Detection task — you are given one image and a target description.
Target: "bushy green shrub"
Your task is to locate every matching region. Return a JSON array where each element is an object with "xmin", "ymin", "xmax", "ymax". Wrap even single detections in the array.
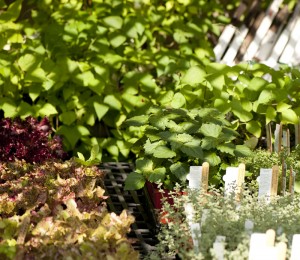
[{"xmin": 0, "ymin": 159, "xmax": 138, "ymax": 259}]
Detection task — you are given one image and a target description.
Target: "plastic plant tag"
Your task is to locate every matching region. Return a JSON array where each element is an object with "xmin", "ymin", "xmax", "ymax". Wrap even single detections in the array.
[
  {"xmin": 257, "ymin": 168, "xmax": 273, "ymax": 200},
  {"xmin": 223, "ymin": 167, "xmax": 239, "ymax": 196},
  {"xmin": 291, "ymin": 234, "xmax": 300, "ymax": 260},
  {"xmin": 187, "ymin": 166, "xmax": 202, "ymax": 189},
  {"xmin": 184, "ymin": 203, "xmax": 195, "ymax": 225},
  {"xmin": 249, "ymin": 233, "xmax": 268, "ymax": 260},
  {"xmin": 201, "ymin": 209, "xmax": 209, "ymax": 225},
  {"xmin": 244, "ymin": 219, "xmax": 254, "ymax": 235},
  {"xmin": 190, "ymin": 223, "xmax": 201, "ymax": 254},
  {"xmin": 212, "ymin": 236, "xmax": 226, "ymax": 260}
]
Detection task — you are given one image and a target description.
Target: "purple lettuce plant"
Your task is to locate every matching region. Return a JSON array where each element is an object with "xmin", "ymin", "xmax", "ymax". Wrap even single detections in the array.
[{"xmin": 0, "ymin": 117, "xmax": 67, "ymax": 163}]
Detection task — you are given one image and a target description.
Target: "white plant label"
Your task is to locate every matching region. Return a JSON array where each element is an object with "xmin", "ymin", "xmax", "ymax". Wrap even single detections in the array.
[
  {"xmin": 223, "ymin": 167, "xmax": 239, "ymax": 196},
  {"xmin": 187, "ymin": 166, "xmax": 202, "ymax": 189},
  {"xmin": 212, "ymin": 236, "xmax": 226, "ymax": 260},
  {"xmin": 190, "ymin": 223, "xmax": 201, "ymax": 254},
  {"xmin": 249, "ymin": 233, "xmax": 267, "ymax": 260},
  {"xmin": 245, "ymin": 219, "xmax": 254, "ymax": 234},
  {"xmin": 291, "ymin": 234, "xmax": 300, "ymax": 260},
  {"xmin": 257, "ymin": 168, "xmax": 273, "ymax": 200}
]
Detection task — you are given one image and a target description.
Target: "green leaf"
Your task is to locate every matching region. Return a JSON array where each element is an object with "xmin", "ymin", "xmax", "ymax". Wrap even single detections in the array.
[
  {"xmin": 93, "ymin": 102, "xmax": 109, "ymax": 120},
  {"xmin": 257, "ymin": 89, "xmax": 276, "ymax": 104},
  {"xmin": 109, "ymin": 33, "xmax": 126, "ymax": 48},
  {"xmin": 153, "ymin": 146, "xmax": 176, "ymax": 158},
  {"xmin": 214, "ymin": 98, "xmax": 230, "ymax": 113},
  {"xmin": 125, "ymin": 115, "xmax": 148, "ymax": 126},
  {"xmin": 103, "ymin": 95, "xmax": 122, "ymax": 110},
  {"xmin": 124, "ymin": 172, "xmax": 146, "ymax": 190},
  {"xmin": 144, "ymin": 139, "xmax": 166, "ymax": 155},
  {"xmin": 204, "ymin": 152, "xmax": 221, "ymax": 166},
  {"xmin": 103, "ymin": 16, "xmax": 123, "ymax": 29},
  {"xmin": 180, "ymin": 140, "xmax": 203, "ymax": 158},
  {"xmin": 280, "ymin": 109, "xmax": 299, "ymax": 124},
  {"xmin": 57, "ymin": 125, "xmax": 90, "ymax": 148},
  {"xmin": 0, "ymin": 0, "xmax": 22, "ymax": 22},
  {"xmin": 217, "ymin": 143, "xmax": 235, "ymax": 156},
  {"xmin": 181, "ymin": 66, "xmax": 206, "ymax": 85},
  {"xmin": 171, "ymin": 92, "xmax": 186, "ymax": 108},
  {"xmin": 38, "ymin": 103, "xmax": 58, "ymax": 116},
  {"xmin": 77, "ymin": 152, "xmax": 86, "ymax": 161},
  {"xmin": 231, "ymin": 99, "xmax": 253, "ymax": 122},
  {"xmin": 140, "ymin": 74, "xmax": 158, "ymax": 92},
  {"xmin": 234, "ymin": 145, "xmax": 252, "ymax": 157},
  {"xmin": 148, "ymin": 167, "xmax": 166, "ymax": 183},
  {"xmin": 136, "ymin": 158, "xmax": 153, "ymax": 174},
  {"xmin": 59, "ymin": 111, "xmax": 77, "ymax": 125},
  {"xmin": 201, "ymin": 137, "xmax": 219, "ymax": 150},
  {"xmin": 200, "ymin": 123, "xmax": 222, "ymax": 138},
  {"xmin": 266, "ymin": 106, "xmax": 276, "ymax": 124},
  {"xmin": 276, "ymin": 102, "xmax": 291, "ymax": 112},
  {"xmin": 1, "ymin": 99, "xmax": 17, "ymax": 118},
  {"xmin": 246, "ymin": 120, "xmax": 261, "ymax": 137},
  {"xmin": 18, "ymin": 54, "xmax": 37, "ymax": 71},
  {"xmin": 170, "ymin": 162, "xmax": 188, "ymax": 181}
]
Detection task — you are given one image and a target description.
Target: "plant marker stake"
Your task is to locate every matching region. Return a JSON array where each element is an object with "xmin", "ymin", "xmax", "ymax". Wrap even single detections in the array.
[
  {"xmin": 258, "ymin": 168, "xmax": 273, "ymax": 203},
  {"xmin": 291, "ymin": 234, "xmax": 300, "ymax": 260},
  {"xmin": 281, "ymin": 161, "xmax": 286, "ymax": 196},
  {"xmin": 271, "ymin": 165, "xmax": 279, "ymax": 199},
  {"xmin": 289, "ymin": 168, "xmax": 295, "ymax": 197},
  {"xmin": 276, "ymin": 242, "xmax": 287, "ymax": 260},
  {"xmin": 201, "ymin": 162, "xmax": 209, "ymax": 193},
  {"xmin": 266, "ymin": 229, "xmax": 275, "ymax": 247},
  {"xmin": 237, "ymin": 163, "xmax": 245, "ymax": 201},
  {"xmin": 266, "ymin": 123, "xmax": 272, "ymax": 153},
  {"xmin": 274, "ymin": 124, "xmax": 282, "ymax": 153},
  {"xmin": 184, "ymin": 203, "xmax": 201, "ymax": 254},
  {"xmin": 187, "ymin": 166, "xmax": 202, "ymax": 190},
  {"xmin": 212, "ymin": 236, "xmax": 225, "ymax": 260},
  {"xmin": 223, "ymin": 164, "xmax": 245, "ymax": 200},
  {"xmin": 244, "ymin": 219, "xmax": 254, "ymax": 235}
]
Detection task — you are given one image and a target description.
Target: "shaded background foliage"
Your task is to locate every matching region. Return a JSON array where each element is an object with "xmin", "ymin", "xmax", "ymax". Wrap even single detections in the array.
[
  {"xmin": 0, "ymin": 0, "xmax": 298, "ymax": 165},
  {"xmin": 0, "ymin": 0, "xmax": 243, "ymax": 161}
]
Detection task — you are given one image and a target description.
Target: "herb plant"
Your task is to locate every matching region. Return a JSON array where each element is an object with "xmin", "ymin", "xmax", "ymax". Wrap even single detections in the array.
[
  {"xmin": 124, "ymin": 106, "xmax": 252, "ymax": 190},
  {"xmin": 149, "ymin": 185, "xmax": 300, "ymax": 259},
  {"xmin": 0, "ymin": 159, "xmax": 138, "ymax": 259},
  {"xmin": 0, "ymin": 117, "xmax": 67, "ymax": 163}
]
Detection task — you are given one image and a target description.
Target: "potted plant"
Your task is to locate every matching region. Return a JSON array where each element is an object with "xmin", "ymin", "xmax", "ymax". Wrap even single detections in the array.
[{"xmin": 124, "ymin": 106, "xmax": 252, "ymax": 208}]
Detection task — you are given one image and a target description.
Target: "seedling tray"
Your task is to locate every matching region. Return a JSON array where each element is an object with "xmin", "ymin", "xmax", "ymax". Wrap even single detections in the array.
[{"xmin": 99, "ymin": 162, "xmax": 158, "ymax": 256}]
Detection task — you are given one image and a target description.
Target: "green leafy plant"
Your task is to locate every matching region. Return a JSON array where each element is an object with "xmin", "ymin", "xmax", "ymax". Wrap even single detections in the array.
[
  {"xmin": 124, "ymin": 106, "xmax": 252, "ymax": 190},
  {"xmin": 75, "ymin": 144, "xmax": 101, "ymax": 166},
  {"xmin": 148, "ymin": 185, "xmax": 300, "ymax": 259},
  {"xmin": 0, "ymin": 159, "xmax": 138, "ymax": 259}
]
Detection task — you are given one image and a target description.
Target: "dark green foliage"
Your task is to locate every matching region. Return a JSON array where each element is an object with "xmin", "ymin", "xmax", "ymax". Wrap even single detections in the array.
[{"xmin": 124, "ymin": 106, "xmax": 252, "ymax": 190}]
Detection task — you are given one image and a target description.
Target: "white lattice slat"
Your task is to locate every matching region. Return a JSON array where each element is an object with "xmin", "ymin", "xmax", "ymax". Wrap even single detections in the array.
[
  {"xmin": 213, "ymin": 25, "xmax": 236, "ymax": 61},
  {"xmin": 222, "ymin": 25, "xmax": 249, "ymax": 65},
  {"xmin": 244, "ymin": 0, "xmax": 284, "ymax": 61},
  {"xmin": 266, "ymin": 2, "xmax": 300, "ymax": 67},
  {"xmin": 279, "ymin": 15, "xmax": 300, "ymax": 64}
]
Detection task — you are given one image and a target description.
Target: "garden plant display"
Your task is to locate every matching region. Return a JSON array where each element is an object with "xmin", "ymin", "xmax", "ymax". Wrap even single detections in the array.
[
  {"xmin": 0, "ymin": 117, "xmax": 138, "ymax": 259},
  {"xmin": 148, "ymin": 185, "xmax": 300, "ymax": 259}
]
